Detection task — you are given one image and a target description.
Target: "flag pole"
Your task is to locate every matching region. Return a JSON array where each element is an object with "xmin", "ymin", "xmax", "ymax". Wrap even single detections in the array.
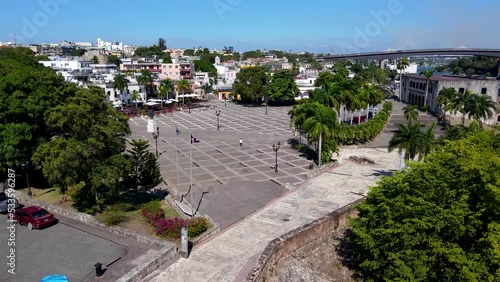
[
  {"xmin": 175, "ymin": 125, "xmax": 179, "ymax": 197},
  {"xmin": 189, "ymin": 130, "xmax": 194, "ymax": 217}
]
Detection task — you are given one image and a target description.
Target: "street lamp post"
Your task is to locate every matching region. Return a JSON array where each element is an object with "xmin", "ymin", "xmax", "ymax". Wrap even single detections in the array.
[
  {"xmin": 215, "ymin": 110, "xmax": 220, "ymax": 130},
  {"xmin": 272, "ymin": 141, "xmax": 280, "ymax": 174},
  {"xmin": 152, "ymin": 126, "xmax": 160, "ymax": 157},
  {"xmin": 21, "ymin": 161, "xmax": 32, "ymax": 197},
  {"xmin": 265, "ymin": 96, "xmax": 268, "ymax": 115}
]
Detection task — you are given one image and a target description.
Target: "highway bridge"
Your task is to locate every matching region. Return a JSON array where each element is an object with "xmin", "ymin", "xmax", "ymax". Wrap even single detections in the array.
[{"xmin": 316, "ymin": 48, "xmax": 500, "ymax": 61}]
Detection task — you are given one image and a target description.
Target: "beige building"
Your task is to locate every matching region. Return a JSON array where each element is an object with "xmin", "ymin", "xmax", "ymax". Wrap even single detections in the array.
[
  {"xmin": 161, "ymin": 62, "xmax": 194, "ymax": 81},
  {"xmin": 401, "ymin": 74, "xmax": 500, "ymax": 124}
]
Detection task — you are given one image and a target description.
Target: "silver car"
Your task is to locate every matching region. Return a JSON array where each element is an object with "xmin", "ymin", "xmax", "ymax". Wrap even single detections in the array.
[{"xmin": 0, "ymin": 191, "xmax": 19, "ymax": 213}]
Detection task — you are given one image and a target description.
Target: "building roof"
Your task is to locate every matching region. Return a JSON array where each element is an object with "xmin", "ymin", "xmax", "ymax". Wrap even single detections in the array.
[{"xmin": 403, "ymin": 74, "xmax": 499, "ymax": 82}]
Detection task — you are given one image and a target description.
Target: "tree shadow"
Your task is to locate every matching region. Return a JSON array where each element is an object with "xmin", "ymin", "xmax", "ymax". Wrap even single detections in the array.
[{"xmin": 335, "ymin": 229, "xmax": 363, "ymax": 280}]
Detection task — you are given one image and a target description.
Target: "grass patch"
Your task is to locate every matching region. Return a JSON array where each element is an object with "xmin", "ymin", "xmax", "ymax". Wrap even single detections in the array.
[
  {"xmin": 96, "ymin": 204, "xmax": 130, "ymax": 226},
  {"xmin": 20, "ymin": 187, "xmax": 67, "ymax": 205}
]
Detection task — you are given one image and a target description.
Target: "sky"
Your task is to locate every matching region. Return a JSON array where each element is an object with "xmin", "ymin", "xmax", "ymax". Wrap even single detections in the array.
[{"xmin": 1, "ymin": 0, "xmax": 498, "ymax": 53}]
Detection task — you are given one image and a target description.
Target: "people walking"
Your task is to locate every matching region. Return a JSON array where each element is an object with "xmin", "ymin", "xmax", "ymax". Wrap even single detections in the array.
[{"xmin": 239, "ymin": 138, "xmax": 243, "ymax": 146}]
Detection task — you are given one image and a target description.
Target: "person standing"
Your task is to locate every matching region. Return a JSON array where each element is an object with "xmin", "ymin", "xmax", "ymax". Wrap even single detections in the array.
[{"xmin": 239, "ymin": 138, "xmax": 243, "ymax": 146}]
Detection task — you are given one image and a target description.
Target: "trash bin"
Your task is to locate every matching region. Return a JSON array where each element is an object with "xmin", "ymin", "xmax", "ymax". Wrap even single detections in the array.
[{"xmin": 95, "ymin": 263, "xmax": 104, "ymax": 277}]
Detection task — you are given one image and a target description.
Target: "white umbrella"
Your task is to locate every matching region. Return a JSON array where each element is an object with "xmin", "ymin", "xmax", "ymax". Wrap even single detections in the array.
[{"xmin": 145, "ymin": 101, "xmax": 160, "ymax": 106}]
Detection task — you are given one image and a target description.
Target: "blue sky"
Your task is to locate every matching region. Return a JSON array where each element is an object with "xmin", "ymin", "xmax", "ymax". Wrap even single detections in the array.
[{"xmin": 1, "ymin": 0, "xmax": 498, "ymax": 53}]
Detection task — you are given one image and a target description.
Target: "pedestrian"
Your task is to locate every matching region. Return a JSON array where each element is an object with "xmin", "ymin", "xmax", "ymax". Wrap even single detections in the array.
[{"xmin": 239, "ymin": 138, "xmax": 243, "ymax": 146}]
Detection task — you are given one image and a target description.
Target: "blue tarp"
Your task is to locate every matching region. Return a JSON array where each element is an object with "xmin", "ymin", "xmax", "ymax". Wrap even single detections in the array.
[{"xmin": 40, "ymin": 274, "xmax": 69, "ymax": 282}]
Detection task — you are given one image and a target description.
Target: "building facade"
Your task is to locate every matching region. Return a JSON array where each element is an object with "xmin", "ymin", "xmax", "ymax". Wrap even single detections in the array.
[
  {"xmin": 161, "ymin": 63, "xmax": 194, "ymax": 80},
  {"xmin": 401, "ymin": 74, "xmax": 500, "ymax": 124}
]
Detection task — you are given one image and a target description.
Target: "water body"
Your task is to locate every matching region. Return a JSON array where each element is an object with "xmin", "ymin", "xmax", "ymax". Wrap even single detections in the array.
[{"xmin": 417, "ymin": 66, "xmax": 452, "ymax": 76}]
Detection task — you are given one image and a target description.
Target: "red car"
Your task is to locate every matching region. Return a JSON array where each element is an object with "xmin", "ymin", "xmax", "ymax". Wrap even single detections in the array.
[{"xmin": 14, "ymin": 206, "xmax": 58, "ymax": 230}]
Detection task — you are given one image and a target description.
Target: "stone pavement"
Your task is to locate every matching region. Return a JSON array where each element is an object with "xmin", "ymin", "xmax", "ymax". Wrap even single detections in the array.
[
  {"xmin": 129, "ymin": 102, "xmax": 313, "ymax": 229},
  {"xmin": 150, "ymin": 148, "xmax": 400, "ymax": 282}
]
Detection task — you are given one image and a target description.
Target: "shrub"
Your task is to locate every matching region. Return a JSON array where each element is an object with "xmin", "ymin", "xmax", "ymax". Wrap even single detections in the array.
[
  {"xmin": 421, "ymin": 105, "xmax": 429, "ymax": 112},
  {"xmin": 140, "ymin": 201, "xmax": 165, "ymax": 225},
  {"xmin": 187, "ymin": 217, "xmax": 209, "ymax": 237},
  {"xmin": 97, "ymin": 206, "xmax": 128, "ymax": 226},
  {"xmin": 154, "ymin": 217, "xmax": 188, "ymax": 239}
]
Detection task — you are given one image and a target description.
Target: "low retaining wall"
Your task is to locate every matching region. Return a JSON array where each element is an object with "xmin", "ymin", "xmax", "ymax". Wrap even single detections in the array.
[
  {"xmin": 14, "ymin": 192, "xmax": 177, "ymax": 282},
  {"xmin": 245, "ymin": 198, "xmax": 363, "ymax": 282}
]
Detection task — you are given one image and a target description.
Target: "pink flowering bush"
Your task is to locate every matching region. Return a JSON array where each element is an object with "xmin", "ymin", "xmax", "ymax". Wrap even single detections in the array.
[{"xmin": 140, "ymin": 200, "xmax": 210, "ymax": 239}]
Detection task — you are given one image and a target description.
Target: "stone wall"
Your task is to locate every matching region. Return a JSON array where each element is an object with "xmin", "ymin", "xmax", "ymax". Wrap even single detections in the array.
[{"xmin": 245, "ymin": 198, "xmax": 363, "ymax": 282}]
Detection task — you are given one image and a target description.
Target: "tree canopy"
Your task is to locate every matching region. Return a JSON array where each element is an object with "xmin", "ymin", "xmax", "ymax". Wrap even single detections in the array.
[
  {"xmin": 232, "ymin": 66, "xmax": 269, "ymax": 103},
  {"xmin": 347, "ymin": 129, "xmax": 500, "ymax": 281},
  {"xmin": 194, "ymin": 59, "xmax": 218, "ymax": 83},
  {"xmin": 266, "ymin": 70, "xmax": 299, "ymax": 105}
]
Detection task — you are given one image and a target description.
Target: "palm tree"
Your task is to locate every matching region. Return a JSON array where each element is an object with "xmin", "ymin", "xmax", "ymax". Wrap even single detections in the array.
[
  {"xmin": 202, "ymin": 83, "xmax": 212, "ymax": 98},
  {"xmin": 158, "ymin": 78, "xmax": 175, "ymax": 105},
  {"xmin": 419, "ymin": 69, "xmax": 434, "ymax": 106},
  {"xmin": 360, "ymin": 84, "xmax": 383, "ymax": 120},
  {"xmin": 137, "ymin": 70, "xmax": 153, "ymax": 99},
  {"xmin": 342, "ymin": 90, "xmax": 363, "ymax": 125},
  {"xmin": 112, "ymin": 73, "xmax": 129, "ymax": 104},
  {"xmin": 130, "ymin": 90, "xmax": 139, "ymax": 109},
  {"xmin": 403, "ymin": 105, "xmax": 419, "ymax": 122},
  {"xmin": 176, "ymin": 79, "xmax": 191, "ymax": 104},
  {"xmin": 436, "ymin": 87, "xmax": 457, "ymax": 124},
  {"xmin": 302, "ymin": 103, "xmax": 337, "ymax": 166},
  {"xmin": 466, "ymin": 94, "xmax": 496, "ymax": 127},
  {"xmin": 450, "ymin": 89, "xmax": 474, "ymax": 125},
  {"xmin": 397, "ymin": 57, "xmax": 410, "ymax": 98},
  {"xmin": 388, "ymin": 121, "xmax": 427, "ymax": 160},
  {"xmin": 420, "ymin": 122, "xmax": 436, "ymax": 160}
]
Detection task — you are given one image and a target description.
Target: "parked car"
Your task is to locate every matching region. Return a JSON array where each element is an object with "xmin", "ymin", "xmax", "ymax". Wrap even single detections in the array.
[
  {"xmin": 0, "ymin": 191, "xmax": 19, "ymax": 213},
  {"xmin": 14, "ymin": 206, "xmax": 58, "ymax": 230}
]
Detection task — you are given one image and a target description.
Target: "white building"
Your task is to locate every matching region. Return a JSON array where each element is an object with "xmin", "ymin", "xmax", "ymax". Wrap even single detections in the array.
[
  {"xmin": 388, "ymin": 63, "xmax": 418, "ymax": 74},
  {"xmin": 97, "ymin": 38, "xmax": 123, "ymax": 52},
  {"xmin": 40, "ymin": 60, "xmax": 91, "ymax": 72}
]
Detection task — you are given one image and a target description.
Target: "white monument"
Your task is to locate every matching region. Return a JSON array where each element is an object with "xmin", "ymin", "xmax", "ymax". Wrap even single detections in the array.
[{"xmin": 147, "ymin": 108, "xmax": 157, "ymax": 133}]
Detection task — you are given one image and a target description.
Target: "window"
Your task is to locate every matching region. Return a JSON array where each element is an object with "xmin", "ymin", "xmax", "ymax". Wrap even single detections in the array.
[
  {"xmin": 481, "ymin": 88, "xmax": 487, "ymax": 94},
  {"xmin": 107, "ymin": 91, "xmax": 110, "ymax": 96},
  {"xmin": 169, "ymin": 65, "xmax": 172, "ymax": 68},
  {"xmin": 459, "ymin": 88, "xmax": 465, "ymax": 94}
]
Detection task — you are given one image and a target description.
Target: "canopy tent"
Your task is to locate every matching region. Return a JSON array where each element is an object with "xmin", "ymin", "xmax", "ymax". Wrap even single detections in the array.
[{"xmin": 145, "ymin": 101, "xmax": 161, "ymax": 106}]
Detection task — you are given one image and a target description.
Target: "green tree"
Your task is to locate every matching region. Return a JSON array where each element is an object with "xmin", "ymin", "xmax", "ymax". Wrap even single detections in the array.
[
  {"xmin": 130, "ymin": 90, "xmax": 139, "ymax": 109},
  {"xmin": 397, "ymin": 57, "xmax": 410, "ymax": 96},
  {"xmin": 266, "ymin": 70, "xmax": 299, "ymax": 105},
  {"xmin": 158, "ymin": 37, "xmax": 167, "ymax": 50},
  {"xmin": 232, "ymin": 66, "xmax": 269, "ymax": 104},
  {"xmin": 176, "ymin": 79, "xmax": 191, "ymax": 104},
  {"xmin": 107, "ymin": 55, "xmax": 122, "ymax": 66},
  {"xmin": 347, "ymin": 129, "xmax": 500, "ymax": 281},
  {"xmin": 403, "ymin": 105, "xmax": 419, "ymax": 122},
  {"xmin": 194, "ymin": 59, "xmax": 218, "ymax": 84},
  {"xmin": 314, "ymin": 71, "xmax": 335, "ymax": 88},
  {"xmin": 161, "ymin": 52, "xmax": 172, "ymax": 63},
  {"xmin": 0, "ymin": 47, "xmax": 76, "ymax": 173},
  {"xmin": 302, "ymin": 103, "xmax": 338, "ymax": 165},
  {"xmin": 91, "ymin": 55, "xmax": 99, "ymax": 64},
  {"xmin": 388, "ymin": 121, "xmax": 433, "ymax": 160},
  {"xmin": 451, "ymin": 89, "xmax": 474, "ymax": 125},
  {"xmin": 419, "ymin": 69, "xmax": 434, "ymax": 106},
  {"xmin": 466, "ymin": 94, "xmax": 496, "ymax": 127},
  {"xmin": 183, "ymin": 49, "xmax": 195, "ymax": 56},
  {"xmin": 112, "ymin": 73, "xmax": 129, "ymax": 102},
  {"xmin": 32, "ymin": 86, "xmax": 131, "ymax": 211},
  {"xmin": 436, "ymin": 87, "xmax": 457, "ymax": 124},
  {"xmin": 71, "ymin": 48, "xmax": 86, "ymax": 57},
  {"xmin": 360, "ymin": 83, "xmax": 383, "ymax": 120},
  {"xmin": 125, "ymin": 139, "xmax": 162, "ymax": 195},
  {"xmin": 137, "ymin": 70, "xmax": 153, "ymax": 97},
  {"xmin": 158, "ymin": 78, "xmax": 175, "ymax": 101},
  {"xmin": 134, "ymin": 45, "xmax": 163, "ymax": 58}
]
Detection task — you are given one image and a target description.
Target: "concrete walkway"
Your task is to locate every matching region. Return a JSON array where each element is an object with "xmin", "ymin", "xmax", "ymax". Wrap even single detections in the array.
[{"xmin": 151, "ymin": 148, "xmax": 400, "ymax": 282}]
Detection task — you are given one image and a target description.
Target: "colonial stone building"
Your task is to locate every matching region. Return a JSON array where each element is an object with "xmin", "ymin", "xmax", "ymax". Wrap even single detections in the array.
[{"xmin": 401, "ymin": 74, "xmax": 500, "ymax": 124}]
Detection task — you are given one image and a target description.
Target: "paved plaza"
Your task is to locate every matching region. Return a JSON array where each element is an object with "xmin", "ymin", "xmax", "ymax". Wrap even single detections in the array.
[
  {"xmin": 149, "ymin": 148, "xmax": 401, "ymax": 282},
  {"xmin": 129, "ymin": 101, "xmax": 313, "ymax": 229}
]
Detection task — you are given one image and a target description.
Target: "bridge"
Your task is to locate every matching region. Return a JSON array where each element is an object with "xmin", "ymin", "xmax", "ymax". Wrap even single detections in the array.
[{"xmin": 316, "ymin": 48, "xmax": 500, "ymax": 61}]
